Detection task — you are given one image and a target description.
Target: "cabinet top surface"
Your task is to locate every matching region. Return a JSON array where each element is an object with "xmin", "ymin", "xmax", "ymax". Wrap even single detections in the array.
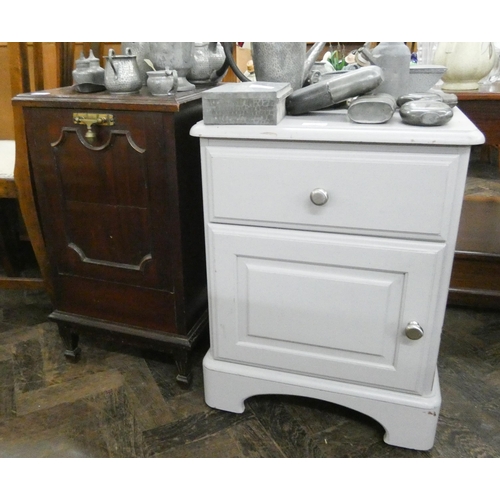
[
  {"xmin": 191, "ymin": 107, "xmax": 484, "ymax": 146},
  {"xmin": 12, "ymin": 85, "xmax": 206, "ymax": 112}
]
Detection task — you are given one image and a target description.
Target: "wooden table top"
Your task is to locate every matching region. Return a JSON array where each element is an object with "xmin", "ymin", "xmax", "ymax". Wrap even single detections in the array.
[
  {"xmin": 446, "ymin": 82, "xmax": 500, "ymax": 146},
  {"xmin": 452, "ymin": 82, "xmax": 500, "ymax": 101}
]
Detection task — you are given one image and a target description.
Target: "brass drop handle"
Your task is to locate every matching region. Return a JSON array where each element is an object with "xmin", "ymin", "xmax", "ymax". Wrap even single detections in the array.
[
  {"xmin": 310, "ymin": 188, "xmax": 329, "ymax": 206},
  {"xmin": 405, "ymin": 321, "xmax": 424, "ymax": 340},
  {"xmin": 73, "ymin": 113, "xmax": 114, "ymax": 143}
]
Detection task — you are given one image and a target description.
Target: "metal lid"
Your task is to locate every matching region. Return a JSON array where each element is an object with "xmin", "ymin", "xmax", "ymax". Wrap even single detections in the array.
[{"xmin": 202, "ymin": 82, "xmax": 293, "ymax": 99}]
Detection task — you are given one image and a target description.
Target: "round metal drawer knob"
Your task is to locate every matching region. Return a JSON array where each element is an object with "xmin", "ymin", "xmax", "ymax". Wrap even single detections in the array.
[
  {"xmin": 405, "ymin": 321, "xmax": 424, "ymax": 340},
  {"xmin": 310, "ymin": 188, "xmax": 329, "ymax": 206}
]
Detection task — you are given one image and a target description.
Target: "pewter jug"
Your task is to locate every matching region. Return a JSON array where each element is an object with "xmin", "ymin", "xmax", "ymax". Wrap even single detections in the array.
[
  {"xmin": 104, "ymin": 48, "xmax": 142, "ymax": 94},
  {"xmin": 252, "ymin": 43, "xmax": 306, "ymax": 91},
  {"xmin": 222, "ymin": 42, "xmax": 326, "ymax": 91},
  {"xmin": 358, "ymin": 42, "xmax": 411, "ymax": 98}
]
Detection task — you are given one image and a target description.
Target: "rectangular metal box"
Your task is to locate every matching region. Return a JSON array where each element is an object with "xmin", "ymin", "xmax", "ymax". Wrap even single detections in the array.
[{"xmin": 202, "ymin": 82, "xmax": 293, "ymax": 125}]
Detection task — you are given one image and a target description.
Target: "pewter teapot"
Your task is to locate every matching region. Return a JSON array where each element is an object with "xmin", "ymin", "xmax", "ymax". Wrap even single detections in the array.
[
  {"xmin": 188, "ymin": 42, "xmax": 227, "ymax": 84},
  {"xmin": 222, "ymin": 42, "xmax": 326, "ymax": 91}
]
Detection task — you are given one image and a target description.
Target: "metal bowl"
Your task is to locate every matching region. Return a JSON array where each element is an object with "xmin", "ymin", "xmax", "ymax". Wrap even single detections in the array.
[{"xmin": 408, "ymin": 65, "xmax": 447, "ymax": 93}]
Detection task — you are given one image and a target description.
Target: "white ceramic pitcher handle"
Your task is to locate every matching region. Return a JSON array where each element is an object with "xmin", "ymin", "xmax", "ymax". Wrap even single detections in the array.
[{"xmin": 484, "ymin": 42, "xmax": 494, "ymax": 58}]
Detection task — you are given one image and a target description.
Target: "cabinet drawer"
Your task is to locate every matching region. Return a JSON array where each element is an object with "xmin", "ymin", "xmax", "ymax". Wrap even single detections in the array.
[{"xmin": 204, "ymin": 145, "xmax": 461, "ymax": 240}]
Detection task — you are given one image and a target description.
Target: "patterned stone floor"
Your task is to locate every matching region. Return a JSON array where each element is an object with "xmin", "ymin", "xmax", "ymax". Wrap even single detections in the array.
[
  {"xmin": 465, "ymin": 146, "xmax": 500, "ymax": 198},
  {"xmin": 0, "ymin": 145, "xmax": 499, "ymax": 458},
  {"xmin": 0, "ymin": 280, "xmax": 499, "ymax": 458}
]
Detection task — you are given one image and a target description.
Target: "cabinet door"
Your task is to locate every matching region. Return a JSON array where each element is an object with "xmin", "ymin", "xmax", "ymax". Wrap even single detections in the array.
[
  {"xmin": 24, "ymin": 108, "xmax": 177, "ymax": 332},
  {"xmin": 207, "ymin": 224, "xmax": 446, "ymax": 395}
]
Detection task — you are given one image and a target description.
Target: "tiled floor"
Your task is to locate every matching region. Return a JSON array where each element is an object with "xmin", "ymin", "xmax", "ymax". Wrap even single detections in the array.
[
  {"xmin": 0, "ymin": 146, "xmax": 499, "ymax": 458},
  {"xmin": 0, "ymin": 286, "xmax": 499, "ymax": 458},
  {"xmin": 465, "ymin": 146, "xmax": 500, "ymax": 197}
]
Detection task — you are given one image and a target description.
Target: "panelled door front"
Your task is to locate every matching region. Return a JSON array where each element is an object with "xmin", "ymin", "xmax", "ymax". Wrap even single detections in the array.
[
  {"xmin": 208, "ymin": 224, "xmax": 445, "ymax": 395},
  {"xmin": 24, "ymin": 107, "xmax": 177, "ymax": 332}
]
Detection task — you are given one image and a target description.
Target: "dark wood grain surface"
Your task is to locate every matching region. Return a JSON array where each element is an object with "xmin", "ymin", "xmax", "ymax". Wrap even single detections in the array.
[
  {"xmin": 448, "ymin": 84, "xmax": 500, "ymax": 309},
  {"xmin": 13, "ymin": 87, "xmax": 208, "ymax": 384},
  {"xmin": 455, "ymin": 82, "xmax": 500, "ymax": 145}
]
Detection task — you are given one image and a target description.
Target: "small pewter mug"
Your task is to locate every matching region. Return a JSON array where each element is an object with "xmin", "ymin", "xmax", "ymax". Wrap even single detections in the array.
[
  {"xmin": 104, "ymin": 48, "xmax": 142, "ymax": 94},
  {"xmin": 147, "ymin": 69, "xmax": 178, "ymax": 96}
]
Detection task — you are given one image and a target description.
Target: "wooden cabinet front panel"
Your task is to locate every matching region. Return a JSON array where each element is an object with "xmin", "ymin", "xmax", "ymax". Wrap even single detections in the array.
[{"xmin": 24, "ymin": 107, "xmax": 176, "ymax": 331}]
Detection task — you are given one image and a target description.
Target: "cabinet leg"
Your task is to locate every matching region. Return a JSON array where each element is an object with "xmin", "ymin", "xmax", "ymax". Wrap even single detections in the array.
[
  {"xmin": 174, "ymin": 349, "xmax": 193, "ymax": 389},
  {"xmin": 58, "ymin": 324, "xmax": 81, "ymax": 362}
]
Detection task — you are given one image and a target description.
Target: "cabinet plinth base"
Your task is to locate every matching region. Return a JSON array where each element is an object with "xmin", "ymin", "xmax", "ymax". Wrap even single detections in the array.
[
  {"xmin": 203, "ymin": 350, "xmax": 441, "ymax": 451},
  {"xmin": 51, "ymin": 310, "xmax": 209, "ymax": 389}
]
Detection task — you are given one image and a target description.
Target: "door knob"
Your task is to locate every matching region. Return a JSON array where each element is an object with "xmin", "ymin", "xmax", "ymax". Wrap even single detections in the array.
[
  {"xmin": 310, "ymin": 188, "xmax": 329, "ymax": 206},
  {"xmin": 405, "ymin": 321, "xmax": 424, "ymax": 340}
]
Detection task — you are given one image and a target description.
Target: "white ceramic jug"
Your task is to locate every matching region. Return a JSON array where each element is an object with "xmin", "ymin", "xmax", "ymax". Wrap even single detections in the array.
[{"xmin": 433, "ymin": 42, "xmax": 496, "ymax": 90}]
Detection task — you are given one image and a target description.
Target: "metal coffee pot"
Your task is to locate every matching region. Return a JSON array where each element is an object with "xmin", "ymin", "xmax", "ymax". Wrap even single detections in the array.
[{"xmin": 104, "ymin": 48, "xmax": 142, "ymax": 94}]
